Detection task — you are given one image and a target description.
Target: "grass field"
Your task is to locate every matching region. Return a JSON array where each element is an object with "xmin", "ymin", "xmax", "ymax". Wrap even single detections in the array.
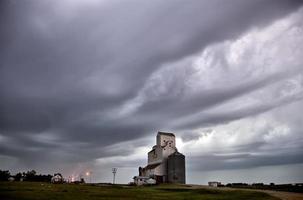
[{"xmin": 0, "ymin": 182, "xmax": 280, "ymax": 200}]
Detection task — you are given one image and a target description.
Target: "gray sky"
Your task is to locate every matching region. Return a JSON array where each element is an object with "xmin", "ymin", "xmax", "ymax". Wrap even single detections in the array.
[{"xmin": 1, "ymin": 0, "xmax": 303, "ymax": 184}]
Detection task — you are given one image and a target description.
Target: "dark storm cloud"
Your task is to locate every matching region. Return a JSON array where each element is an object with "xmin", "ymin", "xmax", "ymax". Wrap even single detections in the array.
[
  {"xmin": 188, "ymin": 141, "xmax": 303, "ymax": 171},
  {"xmin": 0, "ymin": 0, "xmax": 303, "ymax": 176},
  {"xmin": 173, "ymin": 87, "xmax": 303, "ymax": 130},
  {"xmin": 133, "ymin": 66, "xmax": 301, "ymax": 120},
  {"xmin": 188, "ymin": 151, "xmax": 303, "ymax": 171}
]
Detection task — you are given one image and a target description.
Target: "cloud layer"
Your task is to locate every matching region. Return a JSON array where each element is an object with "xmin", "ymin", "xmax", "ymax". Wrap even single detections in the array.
[{"xmin": 0, "ymin": 0, "xmax": 303, "ymax": 183}]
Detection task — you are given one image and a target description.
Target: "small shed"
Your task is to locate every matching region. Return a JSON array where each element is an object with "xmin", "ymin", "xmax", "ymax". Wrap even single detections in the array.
[
  {"xmin": 51, "ymin": 174, "xmax": 63, "ymax": 184},
  {"xmin": 133, "ymin": 176, "xmax": 156, "ymax": 186},
  {"xmin": 8, "ymin": 177, "xmax": 15, "ymax": 182},
  {"xmin": 208, "ymin": 181, "xmax": 221, "ymax": 187}
]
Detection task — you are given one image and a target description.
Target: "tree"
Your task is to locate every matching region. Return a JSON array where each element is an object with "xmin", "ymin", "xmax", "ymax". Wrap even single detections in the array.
[
  {"xmin": 24, "ymin": 170, "xmax": 37, "ymax": 181},
  {"xmin": 80, "ymin": 178, "xmax": 85, "ymax": 183},
  {"xmin": 0, "ymin": 170, "xmax": 10, "ymax": 181},
  {"xmin": 15, "ymin": 172, "xmax": 23, "ymax": 181}
]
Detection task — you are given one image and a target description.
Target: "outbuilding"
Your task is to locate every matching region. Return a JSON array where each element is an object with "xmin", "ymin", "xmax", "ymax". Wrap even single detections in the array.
[
  {"xmin": 208, "ymin": 181, "xmax": 222, "ymax": 187},
  {"xmin": 133, "ymin": 176, "xmax": 156, "ymax": 185},
  {"xmin": 51, "ymin": 174, "xmax": 64, "ymax": 183}
]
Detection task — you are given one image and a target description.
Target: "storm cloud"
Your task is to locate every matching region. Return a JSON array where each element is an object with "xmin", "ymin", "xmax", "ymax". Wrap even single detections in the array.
[{"xmin": 1, "ymin": 0, "xmax": 303, "ymax": 184}]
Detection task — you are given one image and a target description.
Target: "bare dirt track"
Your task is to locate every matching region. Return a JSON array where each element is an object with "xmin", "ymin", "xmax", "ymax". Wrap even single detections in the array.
[
  {"xmin": 216, "ymin": 187, "xmax": 303, "ymax": 200},
  {"xmin": 189, "ymin": 185, "xmax": 303, "ymax": 200},
  {"xmin": 261, "ymin": 190, "xmax": 303, "ymax": 200}
]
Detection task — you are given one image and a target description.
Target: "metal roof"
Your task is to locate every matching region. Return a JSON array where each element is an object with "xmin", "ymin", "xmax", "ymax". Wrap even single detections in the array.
[{"xmin": 144, "ymin": 163, "xmax": 161, "ymax": 170}]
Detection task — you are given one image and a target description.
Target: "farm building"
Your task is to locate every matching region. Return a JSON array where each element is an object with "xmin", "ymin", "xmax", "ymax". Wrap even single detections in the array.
[
  {"xmin": 134, "ymin": 132, "xmax": 185, "ymax": 184},
  {"xmin": 51, "ymin": 173, "xmax": 64, "ymax": 183},
  {"xmin": 208, "ymin": 181, "xmax": 222, "ymax": 187}
]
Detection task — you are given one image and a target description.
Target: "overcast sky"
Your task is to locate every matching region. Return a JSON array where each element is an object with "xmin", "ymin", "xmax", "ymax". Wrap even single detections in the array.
[{"xmin": 1, "ymin": 0, "xmax": 303, "ymax": 184}]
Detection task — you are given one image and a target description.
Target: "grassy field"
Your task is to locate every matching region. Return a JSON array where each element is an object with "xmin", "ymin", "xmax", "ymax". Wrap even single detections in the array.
[{"xmin": 0, "ymin": 182, "xmax": 280, "ymax": 200}]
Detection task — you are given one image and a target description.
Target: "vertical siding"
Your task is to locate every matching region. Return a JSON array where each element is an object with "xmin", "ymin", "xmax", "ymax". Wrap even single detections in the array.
[{"xmin": 167, "ymin": 153, "xmax": 186, "ymax": 184}]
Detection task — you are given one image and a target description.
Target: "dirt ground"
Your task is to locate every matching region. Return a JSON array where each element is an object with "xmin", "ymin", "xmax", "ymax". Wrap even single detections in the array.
[
  {"xmin": 189, "ymin": 185, "xmax": 303, "ymax": 200},
  {"xmin": 258, "ymin": 190, "xmax": 303, "ymax": 200}
]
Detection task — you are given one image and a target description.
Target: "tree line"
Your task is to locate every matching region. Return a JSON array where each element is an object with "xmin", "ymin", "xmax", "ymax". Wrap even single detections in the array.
[{"xmin": 0, "ymin": 169, "xmax": 55, "ymax": 182}]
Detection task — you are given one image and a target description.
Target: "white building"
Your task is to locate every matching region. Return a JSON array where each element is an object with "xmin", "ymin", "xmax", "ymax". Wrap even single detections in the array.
[
  {"xmin": 134, "ymin": 132, "xmax": 185, "ymax": 184},
  {"xmin": 51, "ymin": 174, "xmax": 64, "ymax": 183},
  {"xmin": 133, "ymin": 176, "xmax": 156, "ymax": 186},
  {"xmin": 208, "ymin": 181, "xmax": 222, "ymax": 187}
]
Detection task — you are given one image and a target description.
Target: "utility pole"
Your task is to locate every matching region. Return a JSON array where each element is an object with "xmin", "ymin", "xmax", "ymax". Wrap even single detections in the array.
[{"xmin": 112, "ymin": 168, "xmax": 117, "ymax": 184}]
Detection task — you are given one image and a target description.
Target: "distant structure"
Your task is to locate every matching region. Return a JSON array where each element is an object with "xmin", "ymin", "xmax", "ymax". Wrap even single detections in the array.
[
  {"xmin": 134, "ymin": 176, "xmax": 156, "ymax": 186},
  {"xmin": 208, "ymin": 181, "xmax": 222, "ymax": 187},
  {"xmin": 112, "ymin": 168, "xmax": 117, "ymax": 184},
  {"xmin": 133, "ymin": 132, "xmax": 185, "ymax": 185},
  {"xmin": 51, "ymin": 173, "xmax": 64, "ymax": 184}
]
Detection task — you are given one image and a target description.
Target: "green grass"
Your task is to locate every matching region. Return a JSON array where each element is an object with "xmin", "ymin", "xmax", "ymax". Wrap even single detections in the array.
[{"xmin": 0, "ymin": 182, "xmax": 279, "ymax": 200}]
